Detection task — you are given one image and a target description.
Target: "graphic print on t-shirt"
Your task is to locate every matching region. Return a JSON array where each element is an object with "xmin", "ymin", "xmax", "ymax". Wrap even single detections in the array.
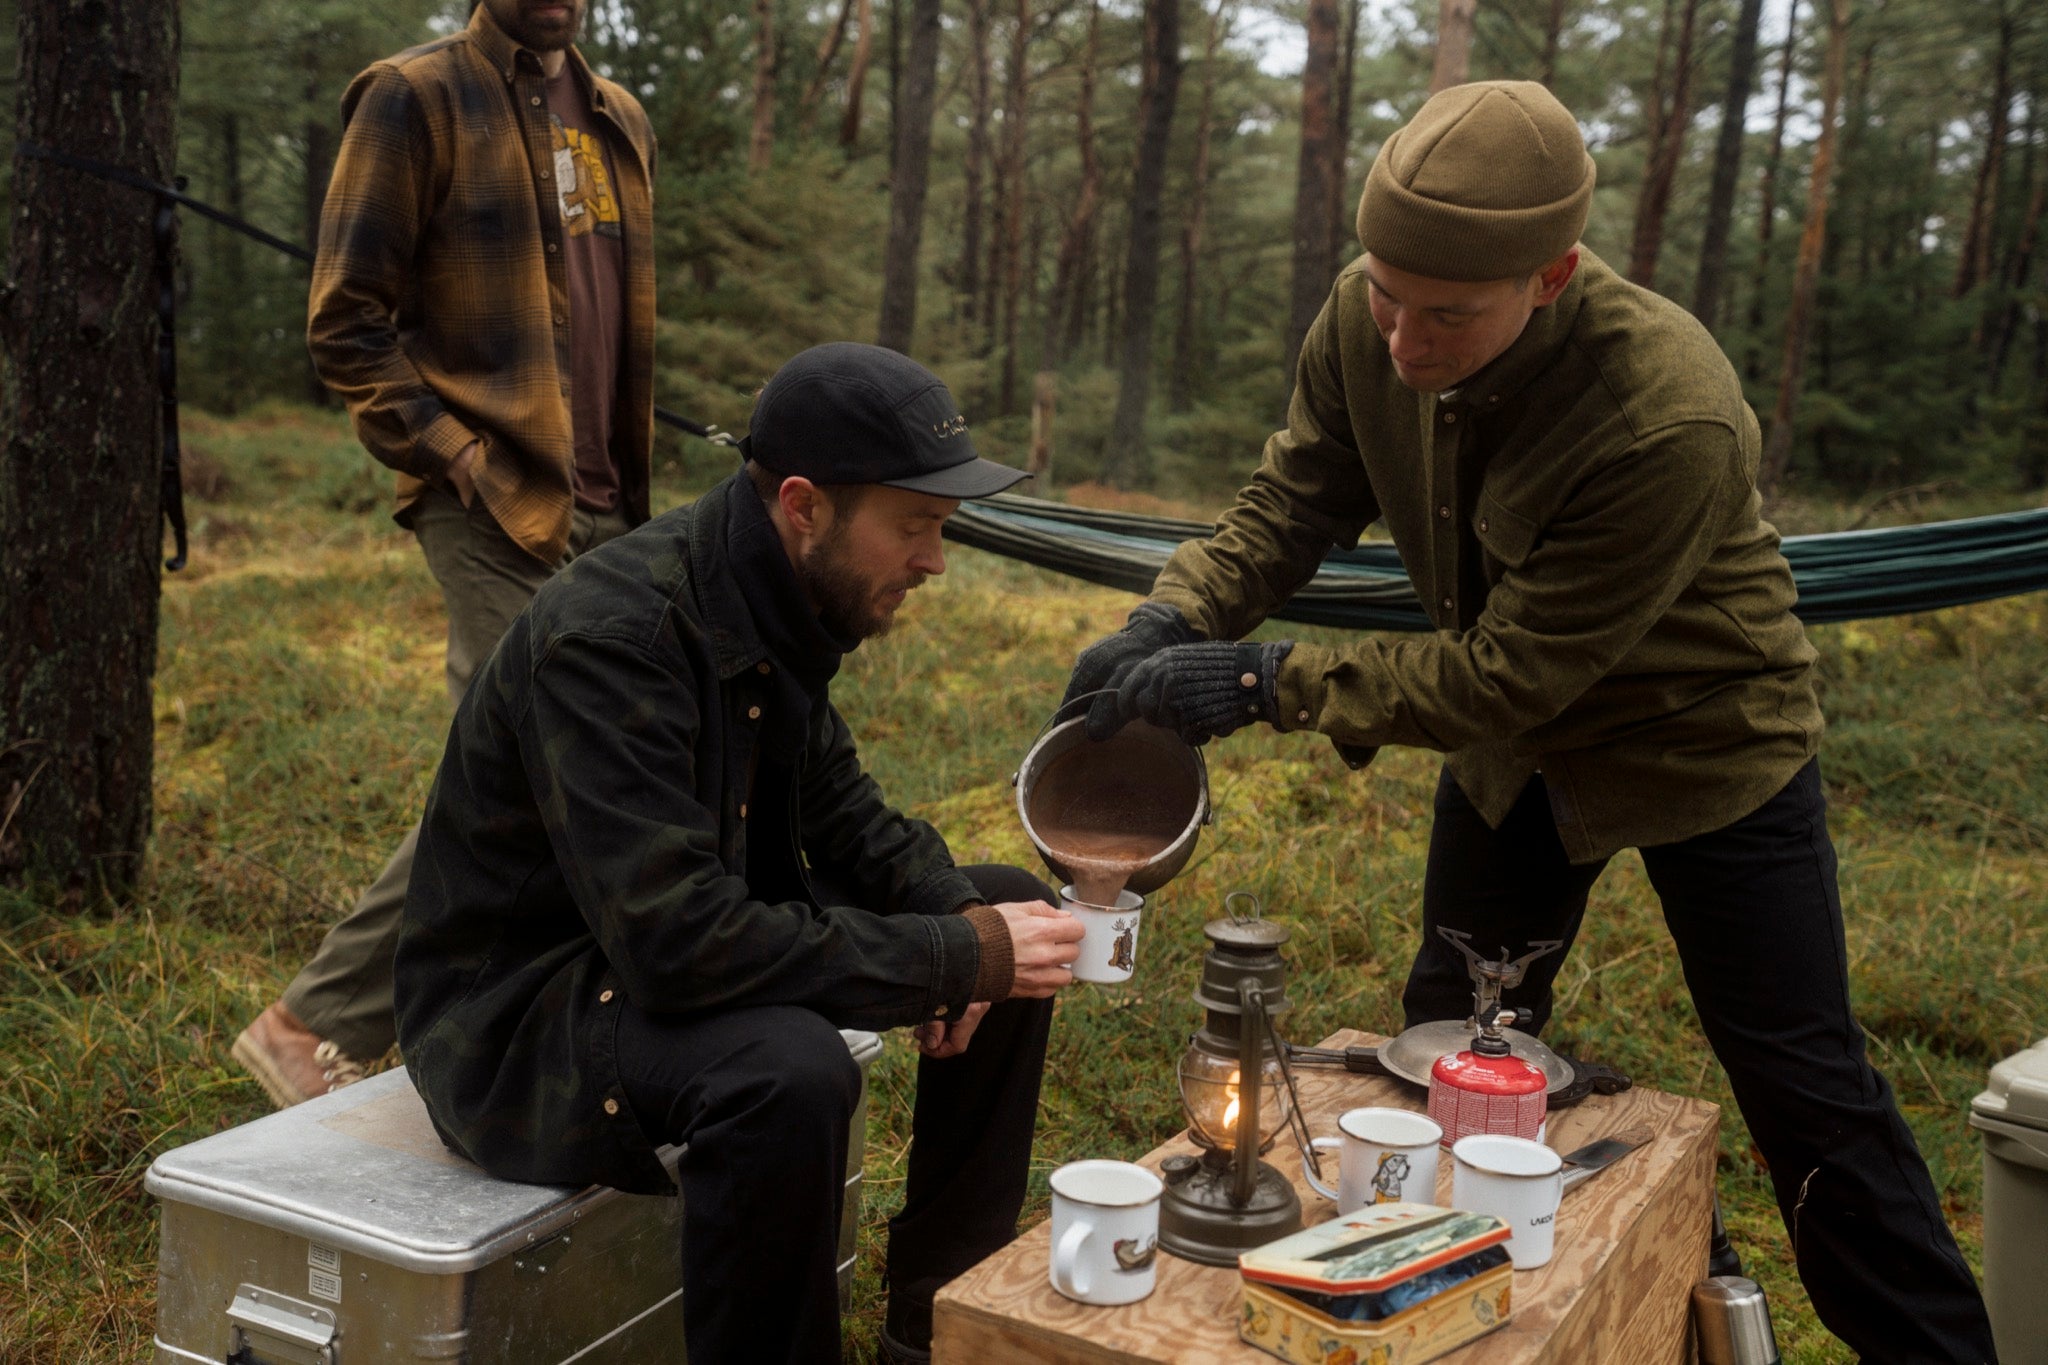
[{"xmin": 552, "ymin": 118, "xmax": 621, "ymax": 240}]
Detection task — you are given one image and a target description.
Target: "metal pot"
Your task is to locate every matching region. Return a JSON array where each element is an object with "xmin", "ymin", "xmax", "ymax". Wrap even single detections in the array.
[{"xmin": 1012, "ymin": 705, "xmax": 1210, "ymax": 897}]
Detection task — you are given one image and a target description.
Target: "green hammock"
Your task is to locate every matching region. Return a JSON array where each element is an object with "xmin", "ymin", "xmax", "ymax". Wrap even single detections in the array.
[{"xmin": 942, "ymin": 494, "xmax": 2048, "ymax": 631}]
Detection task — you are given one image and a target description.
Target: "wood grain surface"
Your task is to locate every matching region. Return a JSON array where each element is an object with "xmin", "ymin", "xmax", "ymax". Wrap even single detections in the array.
[{"xmin": 933, "ymin": 1029, "xmax": 1719, "ymax": 1365}]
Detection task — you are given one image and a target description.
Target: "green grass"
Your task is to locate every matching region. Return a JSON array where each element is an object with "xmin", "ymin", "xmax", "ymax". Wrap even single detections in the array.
[{"xmin": 3, "ymin": 404, "xmax": 2044, "ymax": 1361}]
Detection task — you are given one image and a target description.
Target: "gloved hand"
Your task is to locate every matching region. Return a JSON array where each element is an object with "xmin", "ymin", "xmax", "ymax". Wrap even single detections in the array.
[
  {"xmin": 1061, "ymin": 601, "xmax": 1200, "ymax": 737},
  {"xmin": 1093, "ymin": 639, "xmax": 1294, "ymax": 744}
]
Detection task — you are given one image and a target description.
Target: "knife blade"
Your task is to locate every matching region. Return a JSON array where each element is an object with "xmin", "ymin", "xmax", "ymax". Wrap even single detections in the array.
[{"xmin": 1558, "ymin": 1130, "xmax": 1650, "ymax": 1192}]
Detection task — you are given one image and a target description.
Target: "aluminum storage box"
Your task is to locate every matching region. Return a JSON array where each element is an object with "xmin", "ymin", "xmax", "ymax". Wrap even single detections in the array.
[{"xmin": 147, "ymin": 1030, "xmax": 882, "ymax": 1363}]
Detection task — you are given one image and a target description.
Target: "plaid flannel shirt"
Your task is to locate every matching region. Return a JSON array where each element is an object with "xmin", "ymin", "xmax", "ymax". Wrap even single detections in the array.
[{"xmin": 307, "ymin": 5, "xmax": 656, "ymax": 564}]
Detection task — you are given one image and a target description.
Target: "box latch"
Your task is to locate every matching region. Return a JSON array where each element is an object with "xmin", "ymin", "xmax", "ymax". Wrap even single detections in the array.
[{"xmin": 225, "ymin": 1283, "xmax": 337, "ymax": 1365}]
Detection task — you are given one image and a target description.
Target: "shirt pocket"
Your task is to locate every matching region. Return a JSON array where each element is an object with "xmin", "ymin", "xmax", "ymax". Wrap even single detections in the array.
[{"xmin": 1472, "ymin": 491, "xmax": 1540, "ymax": 575}]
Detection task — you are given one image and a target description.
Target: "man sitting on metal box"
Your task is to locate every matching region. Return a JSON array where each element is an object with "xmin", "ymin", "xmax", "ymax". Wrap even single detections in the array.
[{"xmin": 395, "ymin": 343, "xmax": 1087, "ymax": 1364}]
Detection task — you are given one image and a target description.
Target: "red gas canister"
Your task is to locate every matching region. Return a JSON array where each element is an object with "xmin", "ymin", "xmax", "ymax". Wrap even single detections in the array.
[{"xmin": 1428, "ymin": 1039, "xmax": 1547, "ymax": 1146}]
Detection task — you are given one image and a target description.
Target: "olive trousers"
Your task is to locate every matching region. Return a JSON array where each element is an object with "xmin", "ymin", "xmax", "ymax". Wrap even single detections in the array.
[{"xmin": 282, "ymin": 489, "xmax": 630, "ymax": 1058}]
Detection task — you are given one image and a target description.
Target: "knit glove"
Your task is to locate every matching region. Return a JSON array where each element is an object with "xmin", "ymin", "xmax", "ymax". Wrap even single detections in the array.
[
  {"xmin": 1061, "ymin": 601, "xmax": 1200, "ymax": 738},
  {"xmin": 1098, "ymin": 640, "xmax": 1294, "ymax": 744}
]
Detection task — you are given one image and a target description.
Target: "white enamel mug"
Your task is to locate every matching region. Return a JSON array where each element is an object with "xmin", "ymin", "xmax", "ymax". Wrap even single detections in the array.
[
  {"xmin": 1451, "ymin": 1133, "xmax": 1565, "ymax": 1269},
  {"xmin": 1303, "ymin": 1106, "xmax": 1444, "ymax": 1212},
  {"xmin": 1048, "ymin": 1159, "xmax": 1163, "ymax": 1305},
  {"xmin": 1058, "ymin": 887, "xmax": 1145, "ymax": 984}
]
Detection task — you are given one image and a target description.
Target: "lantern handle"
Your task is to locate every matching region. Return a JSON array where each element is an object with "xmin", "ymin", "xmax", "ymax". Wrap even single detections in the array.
[{"xmin": 1224, "ymin": 890, "xmax": 1262, "ymax": 924}]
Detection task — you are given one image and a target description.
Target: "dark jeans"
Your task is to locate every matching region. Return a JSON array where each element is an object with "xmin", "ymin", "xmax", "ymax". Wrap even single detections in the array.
[
  {"xmin": 1402, "ymin": 760, "xmax": 1995, "ymax": 1364},
  {"xmin": 613, "ymin": 864, "xmax": 1056, "ymax": 1365}
]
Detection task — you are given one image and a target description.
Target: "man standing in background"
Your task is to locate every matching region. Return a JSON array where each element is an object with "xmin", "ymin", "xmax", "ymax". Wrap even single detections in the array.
[{"xmin": 233, "ymin": 0, "xmax": 657, "ymax": 1107}]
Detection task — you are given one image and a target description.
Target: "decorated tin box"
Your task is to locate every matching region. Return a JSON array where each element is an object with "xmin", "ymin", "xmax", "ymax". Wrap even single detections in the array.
[{"xmin": 1238, "ymin": 1203, "xmax": 1515, "ymax": 1365}]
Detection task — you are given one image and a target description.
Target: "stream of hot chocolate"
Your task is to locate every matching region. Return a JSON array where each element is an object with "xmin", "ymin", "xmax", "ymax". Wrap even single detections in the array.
[
  {"xmin": 1040, "ymin": 827, "xmax": 1170, "ymax": 906},
  {"xmin": 1029, "ymin": 735, "xmax": 1195, "ymax": 906}
]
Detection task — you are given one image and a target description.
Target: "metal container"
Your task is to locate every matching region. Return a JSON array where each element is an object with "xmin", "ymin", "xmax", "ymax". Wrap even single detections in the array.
[
  {"xmin": 147, "ymin": 1032, "xmax": 881, "ymax": 1363},
  {"xmin": 1970, "ymin": 1035, "xmax": 2048, "ymax": 1362},
  {"xmin": 1692, "ymin": 1276, "xmax": 1781, "ymax": 1365},
  {"xmin": 1013, "ymin": 709, "xmax": 1209, "ymax": 897}
]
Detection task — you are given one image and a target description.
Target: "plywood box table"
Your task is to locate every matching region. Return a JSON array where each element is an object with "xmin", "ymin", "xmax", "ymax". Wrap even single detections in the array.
[{"xmin": 934, "ymin": 1029, "xmax": 1720, "ymax": 1365}]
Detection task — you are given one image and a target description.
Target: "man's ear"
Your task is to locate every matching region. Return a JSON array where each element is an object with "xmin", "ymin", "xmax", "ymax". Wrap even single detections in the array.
[
  {"xmin": 777, "ymin": 476, "xmax": 827, "ymax": 536},
  {"xmin": 1534, "ymin": 249, "xmax": 1580, "ymax": 307}
]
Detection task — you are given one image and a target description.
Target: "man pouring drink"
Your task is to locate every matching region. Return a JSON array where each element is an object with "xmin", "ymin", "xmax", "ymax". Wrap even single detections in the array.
[{"xmin": 1063, "ymin": 81, "xmax": 1995, "ymax": 1362}]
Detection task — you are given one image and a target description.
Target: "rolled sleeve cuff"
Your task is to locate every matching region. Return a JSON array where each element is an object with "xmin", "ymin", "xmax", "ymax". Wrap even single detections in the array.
[
  {"xmin": 417, "ymin": 410, "xmax": 481, "ymax": 481},
  {"xmin": 1276, "ymin": 643, "xmax": 1333, "ymax": 733}
]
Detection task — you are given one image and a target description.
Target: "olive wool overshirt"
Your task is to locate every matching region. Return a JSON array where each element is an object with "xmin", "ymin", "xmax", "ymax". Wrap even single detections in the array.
[{"xmin": 1149, "ymin": 250, "xmax": 1823, "ymax": 863}]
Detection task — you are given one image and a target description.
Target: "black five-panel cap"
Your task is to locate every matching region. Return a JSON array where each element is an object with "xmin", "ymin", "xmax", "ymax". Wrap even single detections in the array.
[{"xmin": 738, "ymin": 342, "xmax": 1031, "ymax": 499}]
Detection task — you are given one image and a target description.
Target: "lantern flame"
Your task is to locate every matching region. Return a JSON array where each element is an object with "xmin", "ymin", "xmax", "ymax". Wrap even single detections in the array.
[{"xmin": 1220, "ymin": 1068, "xmax": 1242, "ymax": 1136}]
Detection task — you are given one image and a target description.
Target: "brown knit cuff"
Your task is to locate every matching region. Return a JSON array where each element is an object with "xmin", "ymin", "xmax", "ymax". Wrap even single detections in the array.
[{"xmin": 961, "ymin": 903, "xmax": 1014, "ymax": 1002}]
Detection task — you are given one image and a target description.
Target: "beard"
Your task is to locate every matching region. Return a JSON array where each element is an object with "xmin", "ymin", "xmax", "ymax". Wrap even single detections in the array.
[
  {"xmin": 483, "ymin": 0, "xmax": 584, "ymax": 52},
  {"xmin": 800, "ymin": 521, "xmax": 923, "ymax": 643}
]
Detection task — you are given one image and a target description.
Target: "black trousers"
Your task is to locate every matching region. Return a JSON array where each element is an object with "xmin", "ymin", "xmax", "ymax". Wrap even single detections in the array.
[
  {"xmin": 613, "ymin": 864, "xmax": 1056, "ymax": 1364},
  {"xmin": 1401, "ymin": 761, "xmax": 1995, "ymax": 1364}
]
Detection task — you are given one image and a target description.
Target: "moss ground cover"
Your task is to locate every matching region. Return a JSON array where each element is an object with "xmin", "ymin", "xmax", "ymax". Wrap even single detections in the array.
[{"xmin": 2, "ymin": 406, "xmax": 2042, "ymax": 1361}]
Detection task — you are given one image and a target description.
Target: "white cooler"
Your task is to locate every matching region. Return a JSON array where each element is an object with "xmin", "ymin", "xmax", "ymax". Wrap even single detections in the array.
[{"xmin": 1970, "ymin": 1036, "xmax": 2048, "ymax": 1363}]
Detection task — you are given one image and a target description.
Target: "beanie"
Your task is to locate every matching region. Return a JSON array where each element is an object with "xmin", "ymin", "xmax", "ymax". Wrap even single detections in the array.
[{"xmin": 1356, "ymin": 80, "xmax": 1595, "ymax": 282}]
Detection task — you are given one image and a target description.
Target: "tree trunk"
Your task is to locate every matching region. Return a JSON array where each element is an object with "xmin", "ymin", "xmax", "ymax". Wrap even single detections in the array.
[
  {"xmin": 1045, "ymin": 0, "xmax": 1103, "ymax": 372},
  {"xmin": 748, "ymin": 0, "xmax": 778, "ymax": 173},
  {"xmin": 1989, "ymin": 127, "xmax": 2045, "ymax": 386},
  {"xmin": 1030, "ymin": 369, "xmax": 1057, "ymax": 489},
  {"xmin": 1628, "ymin": 0, "xmax": 1699, "ymax": 289},
  {"xmin": 1690, "ymin": 0, "xmax": 1765, "ymax": 328},
  {"xmin": 1102, "ymin": 0, "xmax": 1182, "ymax": 488},
  {"xmin": 303, "ymin": 40, "xmax": 334, "ymax": 408},
  {"xmin": 994, "ymin": 0, "xmax": 1032, "ymax": 414},
  {"xmin": 1758, "ymin": 0, "xmax": 1849, "ymax": 496},
  {"xmin": 0, "ymin": 0, "xmax": 179, "ymax": 900},
  {"xmin": 958, "ymin": 0, "xmax": 993, "ymax": 324},
  {"xmin": 877, "ymin": 0, "xmax": 943, "ymax": 352},
  {"xmin": 1743, "ymin": 0, "xmax": 1800, "ymax": 380},
  {"xmin": 1288, "ymin": 0, "xmax": 1342, "ymax": 379},
  {"xmin": 1171, "ymin": 1, "xmax": 1228, "ymax": 413},
  {"xmin": 1431, "ymin": 0, "xmax": 1479, "ymax": 95},
  {"xmin": 1952, "ymin": 8, "xmax": 2014, "ymax": 300},
  {"xmin": 797, "ymin": 0, "xmax": 856, "ymax": 131},
  {"xmin": 840, "ymin": 0, "xmax": 877, "ymax": 149},
  {"xmin": 839, "ymin": 0, "xmax": 880, "ymax": 148},
  {"xmin": 1540, "ymin": 0, "xmax": 1568, "ymax": 87},
  {"xmin": 887, "ymin": 0, "xmax": 902, "ymax": 177},
  {"xmin": 1329, "ymin": 0, "xmax": 1362, "ymax": 267}
]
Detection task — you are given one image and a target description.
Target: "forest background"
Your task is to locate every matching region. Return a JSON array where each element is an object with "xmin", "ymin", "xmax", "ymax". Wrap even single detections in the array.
[
  {"xmin": 3, "ymin": 0, "xmax": 2048, "ymax": 1360},
  {"xmin": 6, "ymin": 0, "xmax": 2048, "ymax": 500}
]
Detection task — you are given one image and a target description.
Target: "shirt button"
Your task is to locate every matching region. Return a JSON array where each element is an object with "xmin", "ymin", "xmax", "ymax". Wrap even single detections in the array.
[
  {"xmin": 1239, "ymin": 671, "xmax": 1258, "ymax": 688},
  {"xmin": 739, "ymin": 803, "xmax": 748, "ymax": 819},
  {"xmin": 1438, "ymin": 505, "xmax": 1451, "ymax": 519},
  {"xmin": 747, "ymin": 705, "xmax": 762, "ymax": 720},
  {"xmin": 1443, "ymin": 412, "xmax": 1457, "ymax": 424},
  {"xmin": 1479, "ymin": 517, "xmax": 1490, "ymax": 533},
  {"xmin": 603, "ymin": 1098, "xmax": 620, "ymax": 1116},
  {"xmin": 1441, "ymin": 596, "xmax": 1454, "ymax": 611},
  {"xmin": 530, "ymin": 95, "xmax": 542, "ymax": 106},
  {"xmin": 1296, "ymin": 709, "xmax": 1310, "ymax": 723},
  {"xmin": 539, "ymin": 167, "xmax": 550, "ymax": 180},
  {"xmin": 547, "ymin": 242, "xmax": 558, "ymax": 253},
  {"xmin": 756, "ymin": 662, "xmax": 772, "ymax": 674},
  {"xmin": 554, "ymin": 315, "xmax": 566, "ymax": 326},
  {"xmin": 599, "ymin": 989, "xmax": 614, "ymax": 1004},
  {"xmin": 934, "ymin": 1004, "xmax": 949, "ymax": 1018}
]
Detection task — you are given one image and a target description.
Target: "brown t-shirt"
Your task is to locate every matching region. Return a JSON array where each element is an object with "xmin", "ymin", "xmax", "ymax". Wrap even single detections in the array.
[{"xmin": 546, "ymin": 67, "xmax": 626, "ymax": 514}]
